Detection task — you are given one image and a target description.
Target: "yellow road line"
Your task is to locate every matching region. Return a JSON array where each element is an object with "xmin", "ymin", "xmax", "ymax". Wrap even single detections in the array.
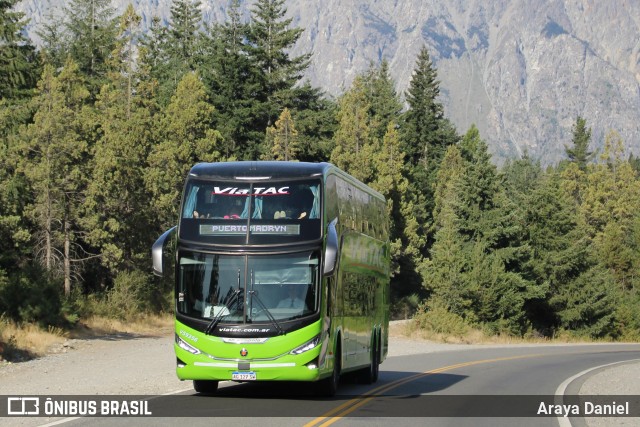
[{"xmin": 304, "ymin": 354, "xmax": 542, "ymax": 427}]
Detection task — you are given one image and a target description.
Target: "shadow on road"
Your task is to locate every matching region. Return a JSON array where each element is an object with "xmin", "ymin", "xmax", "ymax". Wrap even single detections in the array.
[
  {"xmin": 144, "ymin": 370, "xmax": 468, "ymax": 417},
  {"xmin": 196, "ymin": 369, "xmax": 466, "ymax": 400}
]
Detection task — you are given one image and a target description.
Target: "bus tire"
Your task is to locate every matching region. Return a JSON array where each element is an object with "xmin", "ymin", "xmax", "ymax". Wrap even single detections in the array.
[
  {"xmin": 193, "ymin": 380, "xmax": 219, "ymax": 394},
  {"xmin": 317, "ymin": 341, "xmax": 341, "ymax": 396},
  {"xmin": 372, "ymin": 332, "xmax": 380, "ymax": 383},
  {"xmin": 357, "ymin": 334, "xmax": 379, "ymax": 384}
]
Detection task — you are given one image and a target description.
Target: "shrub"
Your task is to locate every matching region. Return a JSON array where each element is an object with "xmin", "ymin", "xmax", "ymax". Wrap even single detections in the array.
[
  {"xmin": 0, "ymin": 266, "xmax": 64, "ymax": 326},
  {"xmin": 106, "ymin": 270, "xmax": 162, "ymax": 320},
  {"xmin": 391, "ymin": 294, "xmax": 421, "ymax": 320},
  {"xmin": 414, "ymin": 299, "xmax": 470, "ymax": 337}
]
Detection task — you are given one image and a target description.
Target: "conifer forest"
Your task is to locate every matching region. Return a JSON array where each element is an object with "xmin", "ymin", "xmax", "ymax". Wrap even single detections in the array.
[{"xmin": 1, "ymin": 0, "xmax": 639, "ymax": 340}]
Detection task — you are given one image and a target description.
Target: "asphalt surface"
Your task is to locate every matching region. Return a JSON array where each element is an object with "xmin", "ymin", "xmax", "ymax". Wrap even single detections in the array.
[
  {"xmin": 390, "ymin": 335, "xmax": 640, "ymax": 427},
  {"xmin": 390, "ymin": 335, "xmax": 640, "ymax": 394}
]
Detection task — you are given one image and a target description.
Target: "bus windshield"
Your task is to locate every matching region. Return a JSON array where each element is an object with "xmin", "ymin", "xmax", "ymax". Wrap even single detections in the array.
[
  {"xmin": 177, "ymin": 251, "xmax": 319, "ymax": 325},
  {"xmin": 179, "ymin": 179, "xmax": 322, "ymax": 244}
]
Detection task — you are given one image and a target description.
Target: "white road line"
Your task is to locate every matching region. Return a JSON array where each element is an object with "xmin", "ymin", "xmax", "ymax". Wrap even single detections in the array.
[
  {"xmin": 38, "ymin": 416, "xmax": 82, "ymax": 427},
  {"xmin": 554, "ymin": 358, "xmax": 640, "ymax": 427}
]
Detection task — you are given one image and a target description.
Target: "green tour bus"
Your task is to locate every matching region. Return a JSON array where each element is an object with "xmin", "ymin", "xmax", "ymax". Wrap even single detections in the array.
[{"xmin": 152, "ymin": 161, "xmax": 390, "ymax": 395}]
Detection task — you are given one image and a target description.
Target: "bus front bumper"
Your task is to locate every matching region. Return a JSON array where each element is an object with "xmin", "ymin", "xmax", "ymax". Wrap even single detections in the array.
[{"xmin": 175, "ymin": 345, "xmax": 325, "ymax": 382}]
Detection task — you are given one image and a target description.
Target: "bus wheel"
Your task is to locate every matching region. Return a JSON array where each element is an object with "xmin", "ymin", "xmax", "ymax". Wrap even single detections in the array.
[
  {"xmin": 193, "ymin": 380, "xmax": 219, "ymax": 394},
  {"xmin": 357, "ymin": 336, "xmax": 379, "ymax": 384},
  {"xmin": 371, "ymin": 335, "xmax": 380, "ymax": 383},
  {"xmin": 317, "ymin": 342, "xmax": 341, "ymax": 396}
]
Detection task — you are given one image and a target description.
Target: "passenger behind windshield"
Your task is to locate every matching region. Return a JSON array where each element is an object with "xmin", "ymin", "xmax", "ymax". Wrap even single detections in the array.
[
  {"xmin": 276, "ymin": 284, "xmax": 307, "ymax": 311},
  {"xmin": 273, "ymin": 187, "xmax": 314, "ymax": 220}
]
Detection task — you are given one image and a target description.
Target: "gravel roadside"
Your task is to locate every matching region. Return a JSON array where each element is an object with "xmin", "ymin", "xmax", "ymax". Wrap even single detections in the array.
[{"xmin": 0, "ymin": 332, "xmax": 183, "ymax": 396}]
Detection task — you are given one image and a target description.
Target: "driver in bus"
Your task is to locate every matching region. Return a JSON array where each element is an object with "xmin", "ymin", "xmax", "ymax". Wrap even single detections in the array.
[{"xmin": 277, "ymin": 284, "xmax": 306, "ymax": 310}]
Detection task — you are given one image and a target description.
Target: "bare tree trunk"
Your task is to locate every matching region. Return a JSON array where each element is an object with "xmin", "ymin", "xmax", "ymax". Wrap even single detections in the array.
[
  {"xmin": 45, "ymin": 186, "xmax": 53, "ymax": 270},
  {"xmin": 64, "ymin": 220, "xmax": 71, "ymax": 296}
]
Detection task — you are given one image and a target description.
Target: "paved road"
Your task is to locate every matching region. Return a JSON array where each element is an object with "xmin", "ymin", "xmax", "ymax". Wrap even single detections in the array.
[{"xmin": 0, "ymin": 331, "xmax": 638, "ymax": 426}]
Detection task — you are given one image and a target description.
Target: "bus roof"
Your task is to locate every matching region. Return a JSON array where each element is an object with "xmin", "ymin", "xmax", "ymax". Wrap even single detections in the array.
[
  {"xmin": 189, "ymin": 161, "xmax": 332, "ymax": 180},
  {"xmin": 188, "ymin": 161, "xmax": 385, "ymax": 201}
]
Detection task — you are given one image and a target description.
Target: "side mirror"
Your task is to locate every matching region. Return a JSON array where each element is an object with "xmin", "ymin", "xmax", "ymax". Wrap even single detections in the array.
[
  {"xmin": 323, "ymin": 218, "xmax": 339, "ymax": 277},
  {"xmin": 152, "ymin": 226, "xmax": 176, "ymax": 276}
]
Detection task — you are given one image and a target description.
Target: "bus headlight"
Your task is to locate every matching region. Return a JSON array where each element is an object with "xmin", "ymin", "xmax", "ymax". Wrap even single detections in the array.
[
  {"xmin": 290, "ymin": 335, "xmax": 320, "ymax": 355},
  {"xmin": 175, "ymin": 334, "xmax": 201, "ymax": 355}
]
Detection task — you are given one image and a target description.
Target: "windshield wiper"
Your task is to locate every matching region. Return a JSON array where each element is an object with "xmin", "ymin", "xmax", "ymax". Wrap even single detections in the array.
[
  {"xmin": 248, "ymin": 290, "xmax": 284, "ymax": 335},
  {"xmin": 249, "ymin": 270, "xmax": 284, "ymax": 335},
  {"xmin": 204, "ymin": 288, "xmax": 242, "ymax": 335},
  {"xmin": 205, "ymin": 270, "xmax": 244, "ymax": 335}
]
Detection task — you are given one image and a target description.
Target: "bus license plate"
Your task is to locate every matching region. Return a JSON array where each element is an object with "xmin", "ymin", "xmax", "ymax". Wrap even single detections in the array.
[{"xmin": 232, "ymin": 371, "xmax": 256, "ymax": 381}]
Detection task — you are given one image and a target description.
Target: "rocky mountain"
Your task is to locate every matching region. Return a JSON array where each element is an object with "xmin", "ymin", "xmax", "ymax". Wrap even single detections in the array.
[{"xmin": 15, "ymin": 0, "xmax": 640, "ymax": 165}]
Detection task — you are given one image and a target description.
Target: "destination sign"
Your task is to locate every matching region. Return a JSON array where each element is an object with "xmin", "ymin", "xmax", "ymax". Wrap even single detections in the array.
[{"xmin": 199, "ymin": 224, "xmax": 301, "ymax": 236}]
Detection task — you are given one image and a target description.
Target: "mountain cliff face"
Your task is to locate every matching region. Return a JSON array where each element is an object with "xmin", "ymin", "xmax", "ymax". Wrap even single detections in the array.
[{"xmin": 16, "ymin": 0, "xmax": 640, "ymax": 165}]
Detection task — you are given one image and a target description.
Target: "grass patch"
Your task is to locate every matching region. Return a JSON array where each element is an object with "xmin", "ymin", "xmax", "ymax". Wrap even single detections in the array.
[
  {"xmin": 392, "ymin": 317, "xmax": 605, "ymax": 345},
  {"xmin": 73, "ymin": 313, "xmax": 173, "ymax": 338},
  {"xmin": 0, "ymin": 320, "xmax": 68, "ymax": 361},
  {"xmin": 393, "ymin": 300, "xmax": 581, "ymax": 345},
  {"xmin": 393, "ymin": 318, "xmax": 542, "ymax": 344},
  {"xmin": 0, "ymin": 313, "xmax": 173, "ymax": 363}
]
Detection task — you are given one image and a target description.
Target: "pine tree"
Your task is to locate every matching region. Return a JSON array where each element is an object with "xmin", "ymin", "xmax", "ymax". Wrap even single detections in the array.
[
  {"xmin": 400, "ymin": 46, "xmax": 459, "ymax": 260},
  {"xmin": 550, "ymin": 264, "xmax": 617, "ymax": 338},
  {"xmin": 83, "ymin": 5, "xmax": 158, "ymax": 273},
  {"xmin": 0, "ymin": 0, "xmax": 39, "ymax": 99},
  {"xmin": 401, "ymin": 46, "xmax": 457, "ymax": 168},
  {"xmin": 0, "ymin": 1, "xmax": 36, "ymax": 268},
  {"xmin": 17, "ymin": 60, "xmax": 91, "ymax": 295},
  {"xmin": 628, "ymin": 153, "xmax": 640, "ymax": 174},
  {"xmin": 138, "ymin": 16, "xmax": 169, "ymax": 85},
  {"xmin": 288, "ymin": 82, "xmax": 337, "ymax": 162},
  {"xmin": 247, "ymin": 0, "xmax": 311, "ymax": 131},
  {"xmin": 152, "ymin": 0, "xmax": 203, "ymax": 105},
  {"xmin": 581, "ymin": 136, "xmax": 639, "ymax": 237},
  {"xmin": 457, "ymin": 125, "xmax": 501, "ymax": 236},
  {"xmin": 362, "ymin": 60, "xmax": 403, "ymax": 140},
  {"xmin": 36, "ymin": 13, "xmax": 68, "ymax": 70},
  {"xmin": 501, "ymin": 152, "xmax": 542, "ymax": 207},
  {"xmin": 330, "ymin": 76, "xmax": 377, "ymax": 182},
  {"xmin": 370, "ymin": 122, "xmax": 415, "ymax": 273},
  {"xmin": 263, "ymin": 108, "xmax": 300, "ymax": 161},
  {"xmin": 424, "ymin": 126, "xmax": 539, "ymax": 334},
  {"xmin": 565, "ymin": 116, "xmax": 594, "ymax": 170},
  {"xmin": 203, "ymin": 0, "xmax": 261, "ymax": 158},
  {"xmin": 0, "ymin": 104, "xmax": 31, "ymax": 270},
  {"xmin": 64, "ymin": 0, "xmax": 118, "ymax": 97},
  {"xmin": 370, "ymin": 122, "xmax": 408, "ymax": 226},
  {"xmin": 422, "ymin": 145, "xmax": 471, "ymax": 317},
  {"xmin": 169, "ymin": 0, "xmax": 202, "ymax": 67},
  {"xmin": 519, "ymin": 171, "xmax": 589, "ymax": 333},
  {"xmin": 553, "ymin": 140, "xmax": 636, "ymax": 338},
  {"xmin": 581, "ymin": 134, "xmax": 640, "ymax": 293},
  {"xmin": 146, "ymin": 72, "xmax": 222, "ymax": 228}
]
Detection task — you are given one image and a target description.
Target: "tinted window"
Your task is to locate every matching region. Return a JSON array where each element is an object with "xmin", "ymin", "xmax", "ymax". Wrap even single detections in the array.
[{"xmin": 179, "ymin": 179, "xmax": 322, "ymax": 245}]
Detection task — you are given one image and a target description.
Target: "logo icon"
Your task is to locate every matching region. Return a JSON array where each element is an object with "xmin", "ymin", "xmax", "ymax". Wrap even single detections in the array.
[
  {"xmin": 240, "ymin": 348, "xmax": 248, "ymax": 357},
  {"xmin": 7, "ymin": 397, "xmax": 40, "ymax": 415}
]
